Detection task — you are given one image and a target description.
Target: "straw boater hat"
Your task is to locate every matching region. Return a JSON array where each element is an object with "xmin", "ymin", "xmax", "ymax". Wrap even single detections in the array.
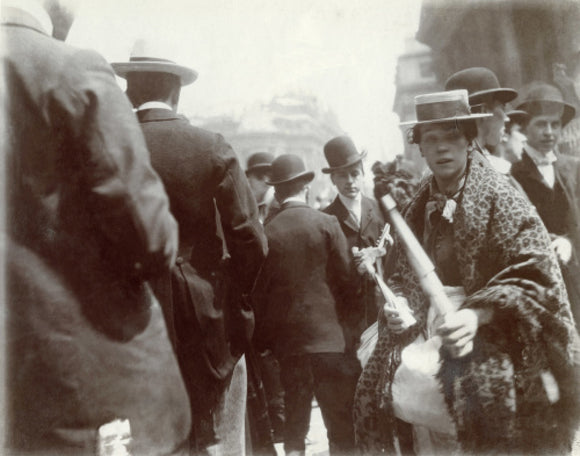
[
  {"xmin": 322, "ymin": 136, "xmax": 366, "ymax": 174},
  {"xmin": 445, "ymin": 67, "xmax": 518, "ymax": 106},
  {"xmin": 266, "ymin": 154, "xmax": 315, "ymax": 186},
  {"xmin": 111, "ymin": 39, "xmax": 198, "ymax": 86},
  {"xmin": 515, "ymin": 81, "xmax": 576, "ymax": 127},
  {"xmin": 246, "ymin": 152, "xmax": 275, "ymax": 175},
  {"xmin": 400, "ymin": 89, "xmax": 492, "ymax": 126}
]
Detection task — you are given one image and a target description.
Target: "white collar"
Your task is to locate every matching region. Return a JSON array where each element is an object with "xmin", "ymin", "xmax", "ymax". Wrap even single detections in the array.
[
  {"xmin": 282, "ymin": 196, "xmax": 306, "ymax": 205},
  {"xmin": 1, "ymin": 0, "xmax": 53, "ymax": 35},
  {"xmin": 524, "ymin": 144, "xmax": 557, "ymax": 167},
  {"xmin": 137, "ymin": 101, "xmax": 174, "ymax": 112}
]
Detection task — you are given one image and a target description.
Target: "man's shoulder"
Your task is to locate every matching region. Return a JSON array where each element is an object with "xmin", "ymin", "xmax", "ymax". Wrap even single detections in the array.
[{"xmin": 322, "ymin": 196, "xmax": 341, "ymax": 214}]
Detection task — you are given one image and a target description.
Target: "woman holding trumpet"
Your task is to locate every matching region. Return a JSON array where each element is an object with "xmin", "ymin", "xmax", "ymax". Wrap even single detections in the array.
[{"xmin": 354, "ymin": 90, "xmax": 579, "ymax": 455}]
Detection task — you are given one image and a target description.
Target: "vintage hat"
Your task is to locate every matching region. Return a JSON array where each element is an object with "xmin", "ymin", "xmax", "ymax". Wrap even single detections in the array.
[
  {"xmin": 246, "ymin": 152, "xmax": 275, "ymax": 174},
  {"xmin": 515, "ymin": 81, "xmax": 576, "ymax": 127},
  {"xmin": 445, "ymin": 67, "xmax": 517, "ymax": 106},
  {"xmin": 266, "ymin": 154, "xmax": 315, "ymax": 186},
  {"xmin": 506, "ymin": 109, "xmax": 529, "ymax": 126},
  {"xmin": 400, "ymin": 89, "xmax": 492, "ymax": 126},
  {"xmin": 111, "ymin": 39, "xmax": 198, "ymax": 86},
  {"xmin": 322, "ymin": 136, "xmax": 367, "ymax": 174}
]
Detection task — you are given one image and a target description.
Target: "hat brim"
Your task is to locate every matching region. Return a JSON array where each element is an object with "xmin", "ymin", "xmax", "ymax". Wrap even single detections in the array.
[
  {"xmin": 399, "ymin": 112, "xmax": 492, "ymax": 127},
  {"xmin": 266, "ymin": 170, "xmax": 315, "ymax": 186},
  {"xmin": 111, "ymin": 62, "xmax": 198, "ymax": 86},
  {"xmin": 246, "ymin": 164, "xmax": 272, "ymax": 174},
  {"xmin": 515, "ymin": 100, "xmax": 576, "ymax": 127},
  {"xmin": 469, "ymin": 88, "xmax": 518, "ymax": 105},
  {"xmin": 321, "ymin": 151, "xmax": 367, "ymax": 174}
]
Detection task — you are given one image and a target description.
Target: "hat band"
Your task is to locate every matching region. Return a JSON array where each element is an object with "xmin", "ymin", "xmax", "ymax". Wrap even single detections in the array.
[
  {"xmin": 416, "ymin": 100, "xmax": 471, "ymax": 122},
  {"xmin": 130, "ymin": 57, "xmax": 177, "ymax": 64}
]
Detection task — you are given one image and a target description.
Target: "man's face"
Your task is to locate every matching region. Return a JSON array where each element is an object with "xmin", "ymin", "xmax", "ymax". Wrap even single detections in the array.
[
  {"xmin": 524, "ymin": 113, "xmax": 562, "ymax": 154},
  {"xmin": 480, "ymin": 99, "xmax": 509, "ymax": 147},
  {"xmin": 330, "ymin": 163, "xmax": 363, "ymax": 199},
  {"xmin": 247, "ymin": 170, "xmax": 270, "ymax": 202}
]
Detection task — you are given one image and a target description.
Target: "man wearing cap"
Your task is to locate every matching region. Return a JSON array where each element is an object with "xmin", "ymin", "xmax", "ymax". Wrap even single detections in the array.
[
  {"xmin": 511, "ymin": 81, "xmax": 580, "ymax": 326},
  {"xmin": 245, "ymin": 152, "xmax": 277, "ymax": 223},
  {"xmin": 253, "ymin": 154, "xmax": 358, "ymax": 456},
  {"xmin": 322, "ymin": 136, "xmax": 386, "ymax": 348},
  {"xmin": 112, "ymin": 41, "xmax": 268, "ymax": 454},
  {"xmin": 3, "ymin": 1, "xmax": 192, "ymax": 454}
]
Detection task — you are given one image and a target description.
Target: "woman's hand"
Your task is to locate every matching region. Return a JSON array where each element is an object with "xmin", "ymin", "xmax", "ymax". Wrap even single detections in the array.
[
  {"xmin": 383, "ymin": 296, "xmax": 415, "ymax": 334},
  {"xmin": 436, "ymin": 308, "xmax": 493, "ymax": 356}
]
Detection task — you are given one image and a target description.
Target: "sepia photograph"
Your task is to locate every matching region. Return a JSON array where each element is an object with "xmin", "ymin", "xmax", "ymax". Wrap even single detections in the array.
[{"xmin": 2, "ymin": 0, "xmax": 580, "ymax": 454}]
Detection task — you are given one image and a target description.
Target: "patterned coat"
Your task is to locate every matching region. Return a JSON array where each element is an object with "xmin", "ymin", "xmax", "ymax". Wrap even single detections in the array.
[{"xmin": 354, "ymin": 156, "xmax": 579, "ymax": 455}]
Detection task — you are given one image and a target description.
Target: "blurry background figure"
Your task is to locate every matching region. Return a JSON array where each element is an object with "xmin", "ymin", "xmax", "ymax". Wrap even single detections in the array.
[
  {"xmin": 499, "ymin": 109, "xmax": 529, "ymax": 164},
  {"xmin": 113, "ymin": 39, "xmax": 268, "ymax": 455},
  {"xmin": 3, "ymin": 0, "xmax": 192, "ymax": 454},
  {"xmin": 511, "ymin": 81, "xmax": 580, "ymax": 328},
  {"xmin": 245, "ymin": 152, "xmax": 277, "ymax": 224}
]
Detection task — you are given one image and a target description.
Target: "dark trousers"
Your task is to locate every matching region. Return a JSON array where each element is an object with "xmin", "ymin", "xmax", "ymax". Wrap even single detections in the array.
[{"xmin": 280, "ymin": 352, "xmax": 360, "ymax": 456}]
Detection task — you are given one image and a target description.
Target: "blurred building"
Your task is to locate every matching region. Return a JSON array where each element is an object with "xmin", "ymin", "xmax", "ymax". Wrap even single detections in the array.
[
  {"xmin": 392, "ymin": 37, "xmax": 440, "ymax": 173},
  {"xmin": 195, "ymin": 93, "xmax": 343, "ymax": 205}
]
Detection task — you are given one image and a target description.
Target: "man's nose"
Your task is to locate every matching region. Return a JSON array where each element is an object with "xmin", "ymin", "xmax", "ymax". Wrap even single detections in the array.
[{"xmin": 545, "ymin": 124, "xmax": 553, "ymax": 135}]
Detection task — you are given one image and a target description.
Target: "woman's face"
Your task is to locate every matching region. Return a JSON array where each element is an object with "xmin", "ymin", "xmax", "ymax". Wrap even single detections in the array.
[{"xmin": 418, "ymin": 123, "xmax": 469, "ymax": 189}]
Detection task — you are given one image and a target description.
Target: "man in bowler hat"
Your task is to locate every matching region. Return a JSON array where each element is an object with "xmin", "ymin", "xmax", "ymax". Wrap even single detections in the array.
[
  {"xmin": 322, "ymin": 136, "xmax": 386, "ymax": 344},
  {"xmin": 245, "ymin": 152, "xmax": 276, "ymax": 223},
  {"xmin": 511, "ymin": 81, "xmax": 580, "ymax": 327},
  {"xmin": 112, "ymin": 40, "xmax": 268, "ymax": 454},
  {"xmin": 253, "ymin": 155, "xmax": 358, "ymax": 456}
]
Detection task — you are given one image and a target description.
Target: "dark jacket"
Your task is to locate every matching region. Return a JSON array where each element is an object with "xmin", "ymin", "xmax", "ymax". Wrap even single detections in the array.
[
  {"xmin": 323, "ymin": 195, "xmax": 385, "ymax": 345},
  {"xmin": 511, "ymin": 151, "xmax": 580, "ymax": 324},
  {"xmin": 253, "ymin": 202, "xmax": 354, "ymax": 358},
  {"xmin": 137, "ymin": 108, "xmax": 267, "ymax": 427},
  {"xmin": 3, "ymin": 10, "xmax": 190, "ymax": 455}
]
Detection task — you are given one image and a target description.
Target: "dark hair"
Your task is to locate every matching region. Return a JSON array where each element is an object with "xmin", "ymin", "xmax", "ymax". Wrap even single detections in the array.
[
  {"xmin": 125, "ymin": 72, "xmax": 181, "ymax": 107},
  {"xmin": 407, "ymin": 119, "xmax": 478, "ymax": 145},
  {"xmin": 274, "ymin": 177, "xmax": 310, "ymax": 200}
]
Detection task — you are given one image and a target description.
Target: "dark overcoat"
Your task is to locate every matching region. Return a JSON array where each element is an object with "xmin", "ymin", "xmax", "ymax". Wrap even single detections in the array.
[
  {"xmin": 137, "ymin": 108, "xmax": 267, "ymax": 432},
  {"xmin": 512, "ymin": 151, "xmax": 580, "ymax": 325},
  {"xmin": 253, "ymin": 202, "xmax": 354, "ymax": 358},
  {"xmin": 3, "ymin": 10, "xmax": 190, "ymax": 455},
  {"xmin": 323, "ymin": 195, "xmax": 385, "ymax": 347}
]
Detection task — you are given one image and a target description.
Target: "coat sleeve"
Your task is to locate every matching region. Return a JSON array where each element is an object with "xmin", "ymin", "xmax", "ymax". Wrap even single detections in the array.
[
  {"xmin": 47, "ymin": 48, "xmax": 178, "ymax": 278},
  {"xmin": 327, "ymin": 217, "xmax": 357, "ymax": 318},
  {"xmin": 213, "ymin": 138, "xmax": 268, "ymax": 294}
]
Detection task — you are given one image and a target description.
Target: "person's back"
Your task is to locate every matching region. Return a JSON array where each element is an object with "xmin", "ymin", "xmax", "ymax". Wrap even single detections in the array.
[
  {"xmin": 3, "ymin": 4, "xmax": 191, "ymax": 454},
  {"xmin": 261, "ymin": 204, "xmax": 350, "ymax": 355}
]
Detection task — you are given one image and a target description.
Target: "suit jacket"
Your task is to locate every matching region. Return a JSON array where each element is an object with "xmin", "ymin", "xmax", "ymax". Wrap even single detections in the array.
[
  {"xmin": 3, "ymin": 10, "xmax": 190, "ymax": 455},
  {"xmin": 323, "ymin": 195, "xmax": 385, "ymax": 344},
  {"xmin": 253, "ymin": 202, "xmax": 354, "ymax": 357},
  {"xmin": 137, "ymin": 108, "xmax": 267, "ymax": 425},
  {"xmin": 511, "ymin": 150, "xmax": 580, "ymax": 323}
]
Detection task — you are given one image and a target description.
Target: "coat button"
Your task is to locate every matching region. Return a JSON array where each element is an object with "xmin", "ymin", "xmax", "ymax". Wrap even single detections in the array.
[{"xmin": 176, "ymin": 256, "xmax": 183, "ymax": 265}]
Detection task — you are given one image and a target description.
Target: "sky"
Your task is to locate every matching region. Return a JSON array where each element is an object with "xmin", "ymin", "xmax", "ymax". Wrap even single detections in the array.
[{"xmin": 68, "ymin": 0, "xmax": 423, "ymax": 163}]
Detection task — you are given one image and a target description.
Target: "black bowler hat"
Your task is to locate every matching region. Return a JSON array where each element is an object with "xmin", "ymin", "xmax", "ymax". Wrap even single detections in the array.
[
  {"xmin": 445, "ymin": 67, "xmax": 517, "ymax": 106},
  {"xmin": 322, "ymin": 136, "xmax": 366, "ymax": 174},
  {"xmin": 266, "ymin": 154, "xmax": 315, "ymax": 186},
  {"xmin": 246, "ymin": 152, "xmax": 274, "ymax": 174},
  {"xmin": 506, "ymin": 109, "xmax": 529, "ymax": 126},
  {"xmin": 515, "ymin": 81, "xmax": 576, "ymax": 127}
]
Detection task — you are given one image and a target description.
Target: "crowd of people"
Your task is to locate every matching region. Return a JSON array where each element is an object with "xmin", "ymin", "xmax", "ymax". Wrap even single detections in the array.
[{"xmin": 3, "ymin": 1, "xmax": 580, "ymax": 456}]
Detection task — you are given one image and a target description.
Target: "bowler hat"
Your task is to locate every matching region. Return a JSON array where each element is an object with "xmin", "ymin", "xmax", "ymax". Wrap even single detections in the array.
[
  {"xmin": 111, "ymin": 39, "xmax": 198, "ymax": 86},
  {"xmin": 506, "ymin": 109, "xmax": 529, "ymax": 126},
  {"xmin": 515, "ymin": 81, "xmax": 576, "ymax": 127},
  {"xmin": 246, "ymin": 152, "xmax": 274, "ymax": 174},
  {"xmin": 400, "ymin": 89, "xmax": 492, "ymax": 127},
  {"xmin": 322, "ymin": 136, "xmax": 366, "ymax": 174},
  {"xmin": 266, "ymin": 154, "xmax": 315, "ymax": 186},
  {"xmin": 445, "ymin": 67, "xmax": 517, "ymax": 106}
]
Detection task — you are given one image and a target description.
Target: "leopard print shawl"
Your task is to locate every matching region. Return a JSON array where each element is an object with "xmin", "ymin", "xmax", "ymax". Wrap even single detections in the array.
[{"xmin": 354, "ymin": 156, "xmax": 579, "ymax": 455}]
